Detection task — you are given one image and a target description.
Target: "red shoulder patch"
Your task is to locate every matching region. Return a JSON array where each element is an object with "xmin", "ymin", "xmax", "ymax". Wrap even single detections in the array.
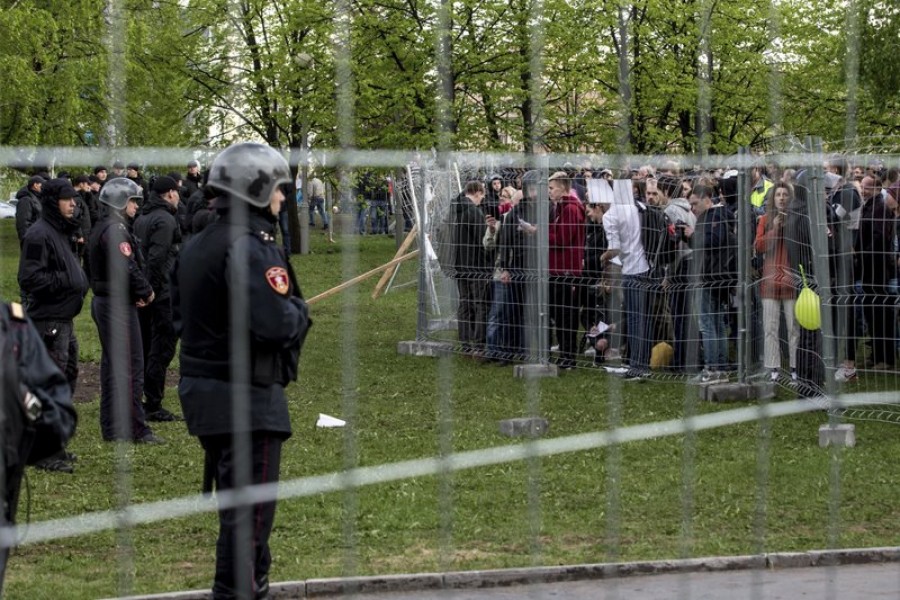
[
  {"xmin": 119, "ymin": 242, "xmax": 132, "ymax": 257},
  {"xmin": 265, "ymin": 267, "xmax": 290, "ymax": 295}
]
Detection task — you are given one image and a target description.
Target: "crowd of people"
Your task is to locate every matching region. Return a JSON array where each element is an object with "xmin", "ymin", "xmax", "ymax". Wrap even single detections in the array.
[
  {"xmin": 9, "ymin": 144, "xmax": 311, "ymax": 599},
  {"xmin": 444, "ymin": 158, "xmax": 900, "ymax": 396}
]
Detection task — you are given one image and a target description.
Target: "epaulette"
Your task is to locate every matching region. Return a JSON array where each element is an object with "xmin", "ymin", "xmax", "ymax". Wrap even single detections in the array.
[{"xmin": 9, "ymin": 302, "xmax": 26, "ymax": 321}]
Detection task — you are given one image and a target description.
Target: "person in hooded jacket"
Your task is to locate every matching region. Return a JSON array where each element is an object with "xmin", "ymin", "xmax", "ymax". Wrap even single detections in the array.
[
  {"xmin": 483, "ymin": 174, "xmax": 503, "ymax": 220},
  {"xmin": 17, "ymin": 178, "xmax": 89, "ymax": 472},
  {"xmin": 784, "ymin": 172, "xmax": 827, "ymax": 397},
  {"xmin": 88, "ymin": 178, "xmax": 161, "ymax": 444},
  {"xmin": 547, "ymin": 171, "xmax": 585, "ymax": 369},
  {"xmin": 15, "ymin": 176, "xmax": 45, "ymax": 245},
  {"xmin": 133, "ymin": 176, "xmax": 183, "ymax": 422}
]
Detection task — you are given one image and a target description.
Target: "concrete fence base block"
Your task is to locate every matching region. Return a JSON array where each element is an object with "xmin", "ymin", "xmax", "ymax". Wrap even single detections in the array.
[
  {"xmin": 513, "ymin": 363, "xmax": 558, "ymax": 379},
  {"xmin": 818, "ymin": 423, "xmax": 856, "ymax": 448},
  {"xmin": 699, "ymin": 382, "xmax": 775, "ymax": 403},
  {"xmin": 396, "ymin": 340, "xmax": 454, "ymax": 358},
  {"xmin": 499, "ymin": 417, "xmax": 550, "ymax": 437}
]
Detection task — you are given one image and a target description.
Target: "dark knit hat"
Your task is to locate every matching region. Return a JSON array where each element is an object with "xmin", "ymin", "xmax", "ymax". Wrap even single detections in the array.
[
  {"xmin": 73, "ymin": 174, "xmax": 90, "ymax": 185},
  {"xmin": 152, "ymin": 176, "xmax": 179, "ymax": 194},
  {"xmin": 126, "ymin": 162, "xmax": 141, "ymax": 171},
  {"xmin": 93, "ymin": 165, "xmax": 107, "ymax": 175},
  {"xmin": 28, "ymin": 175, "xmax": 46, "ymax": 188},
  {"xmin": 113, "ymin": 160, "xmax": 125, "ymax": 169},
  {"xmin": 42, "ymin": 178, "xmax": 78, "ymax": 201},
  {"xmin": 167, "ymin": 171, "xmax": 183, "ymax": 182}
]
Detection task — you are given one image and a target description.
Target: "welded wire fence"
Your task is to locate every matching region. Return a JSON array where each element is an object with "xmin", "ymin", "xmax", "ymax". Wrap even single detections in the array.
[{"xmin": 2, "ymin": 0, "xmax": 900, "ymax": 596}]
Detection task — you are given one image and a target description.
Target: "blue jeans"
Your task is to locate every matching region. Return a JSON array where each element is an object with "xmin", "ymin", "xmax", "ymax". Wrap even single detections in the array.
[
  {"xmin": 623, "ymin": 271, "xmax": 650, "ymax": 372},
  {"xmin": 699, "ymin": 288, "xmax": 729, "ymax": 370},
  {"xmin": 486, "ymin": 280, "xmax": 524, "ymax": 359},
  {"xmin": 356, "ymin": 205, "xmax": 369, "ymax": 234},
  {"xmin": 308, "ymin": 197, "xmax": 329, "ymax": 228}
]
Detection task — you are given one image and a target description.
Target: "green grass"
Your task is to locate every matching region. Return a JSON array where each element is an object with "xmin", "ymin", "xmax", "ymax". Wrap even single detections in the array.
[{"xmin": 1, "ymin": 219, "xmax": 899, "ymax": 599}]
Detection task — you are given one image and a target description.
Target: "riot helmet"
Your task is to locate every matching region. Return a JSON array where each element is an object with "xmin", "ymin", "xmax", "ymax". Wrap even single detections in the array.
[
  {"xmin": 99, "ymin": 177, "xmax": 143, "ymax": 210},
  {"xmin": 206, "ymin": 142, "xmax": 291, "ymax": 208}
]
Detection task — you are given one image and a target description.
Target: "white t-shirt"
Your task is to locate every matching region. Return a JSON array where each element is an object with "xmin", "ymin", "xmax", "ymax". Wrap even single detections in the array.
[{"xmin": 603, "ymin": 203, "xmax": 649, "ymax": 275}]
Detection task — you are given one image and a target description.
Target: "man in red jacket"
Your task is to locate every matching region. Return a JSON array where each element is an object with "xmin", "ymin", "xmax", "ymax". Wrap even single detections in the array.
[{"xmin": 548, "ymin": 171, "xmax": 586, "ymax": 369}]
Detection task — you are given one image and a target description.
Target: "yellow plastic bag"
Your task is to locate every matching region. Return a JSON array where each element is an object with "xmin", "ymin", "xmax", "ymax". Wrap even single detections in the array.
[{"xmin": 794, "ymin": 264, "xmax": 821, "ymax": 331}]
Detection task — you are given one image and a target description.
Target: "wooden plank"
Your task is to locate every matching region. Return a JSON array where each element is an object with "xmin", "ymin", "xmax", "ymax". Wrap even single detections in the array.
[
  {"xmin": 307, "ymin": 249, "xmax": 421, "ymax": 306},
  {"xmin": 371, "ymin": 225, "xmax": 418, "ymax": 300}
]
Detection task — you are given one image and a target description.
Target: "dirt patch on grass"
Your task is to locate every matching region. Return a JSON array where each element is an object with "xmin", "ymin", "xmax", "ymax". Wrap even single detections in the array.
[
  {"xmin": 73, "ymin": 363, "xmax": 179, "ymax": 404},
  {"xmin": 74, "ymin": 361, "xmax": 101, "ymax": 404}
]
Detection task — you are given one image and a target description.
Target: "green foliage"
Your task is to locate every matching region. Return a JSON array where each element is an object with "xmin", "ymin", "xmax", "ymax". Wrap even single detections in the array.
[{"xmin": 2, "ymin": 0, "xmax": 898, "ymax": 155}]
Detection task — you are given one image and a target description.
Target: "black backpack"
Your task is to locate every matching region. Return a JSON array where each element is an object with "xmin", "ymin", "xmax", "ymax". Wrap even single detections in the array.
[{"xmin": 636, "ymin": 200, "xmax": 678, "ymax": 277}]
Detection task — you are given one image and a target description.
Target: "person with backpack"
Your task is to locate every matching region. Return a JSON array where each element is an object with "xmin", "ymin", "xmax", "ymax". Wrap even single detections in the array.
[
  {"xmin": 0, "ymin": 300, "xmax": 77, "ymax": 590},
  {"xmin": 686, "ymin": 183, "xmax": 737, "ymax": 382}
]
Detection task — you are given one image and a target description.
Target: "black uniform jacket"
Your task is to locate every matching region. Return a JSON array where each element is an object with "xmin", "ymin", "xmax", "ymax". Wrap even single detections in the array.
[
  {"xmin": 133, "ymin": 193, "xmax": 181, "ymax": 300},
  {"xmin": 17, "ymin": 213, "xmax": 88, "ymax": 322},
  {"xmin": 88, "ymin": 212, "xmax": 154, "ymax": 302},
  {"xmin": 172, "ymin": 209, "xmax": 311, "ymax": 438}
]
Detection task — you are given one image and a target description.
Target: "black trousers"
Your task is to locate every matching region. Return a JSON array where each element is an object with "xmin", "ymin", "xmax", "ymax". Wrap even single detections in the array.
[
  {"xmin": 92, "ymin": 296, "xmax": 152, "ymax": 441},
  {"xmin": 31, "ymin": 319, "xmax": 78, "ymax": 393},
  {"xmin": 550, "ymin": 277, "xmax": 579, "ymax": 364},
  {"xmin": 455, "ymin": 276, "xmax": 489, "ymax": 351},
  {"xmin": 138, "ymin": 297, "xmax": 177, "ymax": 410},
  {"xmin": 200, "ymin": 433, "xmax": 283, "ymax": 600}
]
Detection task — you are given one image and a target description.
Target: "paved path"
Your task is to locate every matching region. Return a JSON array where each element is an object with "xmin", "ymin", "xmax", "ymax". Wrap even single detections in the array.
[{"xmin": 355, "ymin": 563, "xmax": 900, "ymax": 599}]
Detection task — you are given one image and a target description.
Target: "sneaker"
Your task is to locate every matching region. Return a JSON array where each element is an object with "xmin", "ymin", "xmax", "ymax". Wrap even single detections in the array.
[
  {"xmin": 145, "ymin": 407, "xmax": 183, "ymax": 422},
  {"xmin": 556, "ymin": 359, "xmax": 576, "ymax": 371},
  {"xmin": 688, "ymin": 369, "xmax": 728, "ymax": 385},
  {"xmin": 550, "ymin": 344, "xmax": 560, "ymax": 352},
  {"xmin": 584, "ymin": 347, "xmax": 596, "ymax": 357},
  {"xmin": 834, "ymin": 366, "xmax": 857, "ymax": 382},
  {"xmin": 63, "ymin": 450, "xmax": 78, "ymax": 462},
  {"xmin": 134, "ymin": 432, "xmax": 166, "ymax": 445},
  {"xmin": 621, "ymin": 369, "xmax": 649, "ymax": 381},
  {"xmin": 769, "ymin": 369, "xmax": 779, "ymax": 382},
  {"xmin": 33, "ymin": 456, "xmax": 75, "ymax": 474}
]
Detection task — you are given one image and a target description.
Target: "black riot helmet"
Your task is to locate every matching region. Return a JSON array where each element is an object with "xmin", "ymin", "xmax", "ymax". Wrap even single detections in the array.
[
  {"xmin": 206, "ymin": 142, "xmax": 292, "ymax": 208},
  {"xmin": 98, "ymin": 177, "xmax": 143, "ymax": 211}
]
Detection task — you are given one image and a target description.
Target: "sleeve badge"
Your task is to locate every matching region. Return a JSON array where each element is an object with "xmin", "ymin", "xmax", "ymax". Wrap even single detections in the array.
[
  {"xmin": 119, "ymin": 242, "xmax": 133, "ymax": 257},
  {"xmin": 265, "ymin": 266, "xmax": 290, "ymax": 295}
]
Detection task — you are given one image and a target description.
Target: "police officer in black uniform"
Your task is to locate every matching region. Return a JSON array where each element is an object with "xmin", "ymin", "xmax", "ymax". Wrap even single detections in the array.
[
  {"xmin": 17, "ymin": 178, "xmax": 88, "ymax": 473},
  {"xmin": 88, "ymin": 178, "xmax": 162, "ymax": 444},
  {"xmin": 172, "ymin": 142, "xmax": 311, "ymax": 600},
  {"xmin": 134, "ymin": 176, "xmax": 183, "ymax": 422},
  {"xmin": 0, "ymin": 300, "xmax": 77, "ymax": 591}
]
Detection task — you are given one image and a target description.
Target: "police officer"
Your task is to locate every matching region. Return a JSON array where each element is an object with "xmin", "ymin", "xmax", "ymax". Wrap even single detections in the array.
[
  {"xmin": 134, "ymin": 176, "xmax": 183, "ymax": 422},
  {"xmin": 17, "ymin": 178, "xmax": 88, "ymax": 473},
  {"xmin": 88, "ymin": 178, "xmax": 162, "ymax": 444},
  {"xmin": 0, "ymin": 300, "xmax": 77, "ymax": 591},
  {"xmin": 172, "ymin": 142, "xmax": 311, "ymax": 600}
]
